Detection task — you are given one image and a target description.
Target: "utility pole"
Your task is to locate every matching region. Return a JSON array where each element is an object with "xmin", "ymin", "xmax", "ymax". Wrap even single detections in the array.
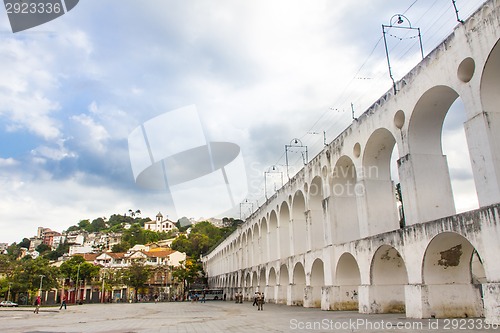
[{"xmin": 38, "ymin": 275, "xmax": 45, "ymax": 297}]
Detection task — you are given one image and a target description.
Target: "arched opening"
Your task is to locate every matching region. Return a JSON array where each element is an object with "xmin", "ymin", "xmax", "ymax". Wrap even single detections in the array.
[
  {"xmin": 268, "ymin": 211, "xmax": 279, "ymax": 261},
  {"xmin": 268, "ymin": 267, "xmax": 277, "ymax": 303},
  {"xmin": 330, "ymin": 156, "xmax": 360, "ymax": 243},
  {"xmin": 261, "ymin": 218, "xmax": 269, "ymax": 263},
  {"xmin": 251, "ymin": 271, "xmax": 258, "ymax": 294},
  {"xmin": 252, "ymin": 224, "xmax": 259, "ymax": 266},
  {"xmin": 334, "ymin": 253, "xmax": 361, "ymax": 310},
  {"xmin": 422, "ymin": 232, "xmax": 485, "ymax": 318},
  {"xmin": 362, "ymin": 129, "xmax": 400, "ymax": 235},
  {"xmin": 405, "ymin": 85, "xmax": 475, "ymax": 224},
  {"xmin": 481, "ymin": 39, "xmax": 500, "ymax": 113},
  {"xmin": 292, "ymin": 262, "xmax": 306, "ymax": 306},
  {"xmin": 370, "ymin": 245, "xmax": 408, "ymax": 313},
  {"xmin": 442, "ymin": 99, "xmax": 478, "ymax": 213},
  {"xmin": 245, "ymin": 273, "xmax": 251, "ymax": 290},
  {"xmin": 243, "ymin": 232, "xmax": 249, "ymax": 268},
  {"xmin": 278, "ymin": 264, "xmax": 289, "ymax": 304},
  {"xmin": 292, "ymin": 191, "xmax": 307, "ymax": 255},
  {"xmin": 259, "ymin": 267, "xmax": 266, "ymax": 292},
  {"xmin": 308, "ymin": 258, "xmax": 325, "ymax": 308},
  {"xmin": 471, "ymin": 40, "xmax": 500, "ymax": 207},
  {"xmin": 309, "ymin": 177, "xmax": 325, "ymax": 250},
  {"xmin": 279, "ymin": 201, "xmax": 291, "ymax": 258}
]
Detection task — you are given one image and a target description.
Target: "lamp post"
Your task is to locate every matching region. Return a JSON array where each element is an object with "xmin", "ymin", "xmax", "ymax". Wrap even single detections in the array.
[
  {"xmin": 75, "ymin": 263, "xmax": 81, "ymax": 304},
  {"xmin": 285, "ymin": 138, "xmax": 308, "ymax": 179},
  {"xmin": 101, "ymin": 269, "xmax": 106, "ymax": 303},
  {"xmin": 38, "ymin": 275, "xmax": 45, "ymax": 297},
  {"xmin": 382, "ymin": 14, "xmax": 423, "ymax": 94},
  {"xmin": 7, "ymin": 282, "xmax": 12, "ymax": 302},
  {"xmin": 239, "ymin": 199, "xmax": 254, "ymax": 220},
  {"xmin": 264, "ymin": 165, "xmax": 284, "ymax": 200}
]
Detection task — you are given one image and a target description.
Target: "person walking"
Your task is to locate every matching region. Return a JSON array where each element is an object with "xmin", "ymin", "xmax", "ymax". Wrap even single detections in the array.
[
  {"xmin": 256, "ymin": 292, "xmax": 264, "ymax": 311},
  {"xmin": 201, "ymin": 292, "xmax": 206, "ymax": 303},
  {"xmin": 59, "ymin": 295, "xmax": 67, "ymax": 310},
  {"xmin": 34, "ymin": 296, "xmax": 41, "ymax": 314}
]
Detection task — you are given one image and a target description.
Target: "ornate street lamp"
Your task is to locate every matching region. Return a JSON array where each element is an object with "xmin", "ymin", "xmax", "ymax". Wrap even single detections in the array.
[
  {"xmin": 285, "ymin": 138, "xmax": 308, "ymax": 179},
  {"xmin": 264, "ymin": 165, "xmax": 284, "ymax": 200},
  {"xmin": 382, "ymin": 14, "xmax": 424, "ymax": 94}
]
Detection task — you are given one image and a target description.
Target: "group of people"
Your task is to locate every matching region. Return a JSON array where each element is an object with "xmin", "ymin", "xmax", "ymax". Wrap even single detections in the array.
[
  {"xmin": 252, "ymin": 292, "xmax": 264, "ymax": 311},
  {"xmin": 33, "ymin": 295, "xmax": 67, "ymax": 314},
  {"xmin": 234, "ymin": 292, "xmax": 243, "ymax": 303},
  {"xmin": 233, "ymin": 291, "xmax": 264, "ymax": 310}
]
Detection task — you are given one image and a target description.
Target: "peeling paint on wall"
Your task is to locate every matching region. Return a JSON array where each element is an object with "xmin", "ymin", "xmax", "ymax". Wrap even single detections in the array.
[{"xmin": 438, "ymin": 244, "xmax": 463, "ymax": 267}]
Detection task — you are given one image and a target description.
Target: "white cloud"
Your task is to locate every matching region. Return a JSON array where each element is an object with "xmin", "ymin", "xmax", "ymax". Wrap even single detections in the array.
[
  {"xmin": 0, "ymin": 0, "xmax": 487, "ymax": 243},
  {"xmin": 71, "ymin": 111, "xmax": 110, "ymax": 154}
]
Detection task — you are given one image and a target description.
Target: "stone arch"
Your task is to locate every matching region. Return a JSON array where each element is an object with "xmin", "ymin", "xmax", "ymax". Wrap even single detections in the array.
[
  {"xmin": 259, "ymin": 267, "xmax": 266, "ymax": 291},
  {"xmin": 481, "ymin": 39, "xmax": 500, "ymax": 114},
  {"xmin": 242, "ymin": 231, "xmax": 249, "ymax": 268},
  {"xmin": 291, "ymin": 262, "xmax": 306, "ymax": 306},
  {"xmin": 308, "ymin": 258, "xmax": 325, "ymax": 308},
  {"xmin": 334, "ymin": 253, "xmax": 361, "ymax": 310},
  {"xmin": 404, "ymin": 85, "xmax": 459, "ymax": 224},
  {"xmin": 251, "ymin": 271, "xmax": 258, "ymax": 293},
  {"xmin": 268, "ymin": 210, "xmax": 279, "ymax": 261},
  {"xmin": 251, "ymin": 223, "xmax": 259, "ymax": 266},
  {"xmin": 362, "ymin": 128, "xmax": 400, "ymax": 235},
  {"xmin": 309, "ymin": 177, "xmax": 325, "ymax": 250},
  {"xmin": 330, "ymin": 156, "xmax": 360, "ymax": 243},
  {"xmin": 245, "ymin": 272, "xmax": 251, "ymax": 289},
  {"xmin": 370, "ymin": 245, "xmax": 408, "ymax": 313},
  {"xmin": 292, "ymin": 191, "xmax": 307, "ymax": 255},
  {"xmin": 475, "ymin": 38, "xmax": 500, "ymax": 207},
  {"xmin": 278, "ymin": 264, "xmax": 289, "ymax": 304},
  {"xmin": 422, "ymin": 232, "xmax": 485, "ymax": 318},
  {"xmin": 279, "ymin": 201, "xmax": 291, "ymax": 258},
  {"xmin": 268, "ymin": 267, "xmax": 277, "ymax": 303},
  {"xmin": 261, "ymin": 217, "xmax": 269, "ymax": 264}
]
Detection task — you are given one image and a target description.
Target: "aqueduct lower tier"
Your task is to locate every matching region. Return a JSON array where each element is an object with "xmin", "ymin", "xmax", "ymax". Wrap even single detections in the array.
[
  {"xmin": 203, "ymin": 0, "xmax": 500, "ymax": 324},
  {"xmin": 207, "ymin": 205, "xmax": 499, "ymax": 320}
]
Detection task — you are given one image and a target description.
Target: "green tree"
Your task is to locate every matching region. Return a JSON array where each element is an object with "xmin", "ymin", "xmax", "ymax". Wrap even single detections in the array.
[
  {"xmin": 11, "ymin": 257, "xmax": 60, "ymax": 297},
  {"xmin": 122, "ymin": 261, "xmax": 152, "ymax": 302},
  {"xmin": 172, "ymin": 259, "xmax": 203, "ymax": 294},
  {"xmin": 18, "ymin": 238, "xmax": 31, "ymax": 249},
  {"xmin": 44, "ymin": 241, "xmax": 70, "ymax": 261},
  {"xmin": 101, "ymin": 268, "xmax": 123, "ymax": 298},
  {"xmin": 60, "ymin": 256, "xmax": 100, "ymax": 285},
  {"xmin": 171, "ymin": 235, "xmax": 190, "ymax": 255},
  {"xmin": 171, "ymin": 221, "xmax": 229, "ymax": 258},
  {"xmin": 90, "ymin": 217, "xmax": 107, "ymax": 232},
  {"xmin": 111, "ymin": 242, "xmax": 130, "ymax": 253},
  {"xmin": 35, "ymin": 243, "xmax": 51, "ymax": 254},
  {"xmin": 122, "ymin": 224, "xmax": 145, "ymax": 247},
  {"xmin": 78, "ymin": 219, "xmax": 92, "ymax": 232}
]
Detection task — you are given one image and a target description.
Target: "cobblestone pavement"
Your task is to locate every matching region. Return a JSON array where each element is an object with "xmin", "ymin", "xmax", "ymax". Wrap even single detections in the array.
[{"xmin": 0, "ymin": 301, "xmax": 498, "ymax": 333}]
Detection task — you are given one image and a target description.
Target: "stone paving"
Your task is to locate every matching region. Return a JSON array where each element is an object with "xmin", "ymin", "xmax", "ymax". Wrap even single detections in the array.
[{"xmin": 0, "ymin": 301, "xmax": 498, "ymax": 333}]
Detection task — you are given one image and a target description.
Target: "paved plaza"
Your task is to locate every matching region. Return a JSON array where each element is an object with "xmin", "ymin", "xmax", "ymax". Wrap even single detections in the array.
[{"xmin": 0, "ymin": 301, "xmax": 498, "ymax": 333}]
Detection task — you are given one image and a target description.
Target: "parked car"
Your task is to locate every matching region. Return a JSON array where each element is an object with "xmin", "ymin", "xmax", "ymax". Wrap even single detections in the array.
[{"xmin": 0, "ymin": 301, "xmax": 18, "ymax": 307}]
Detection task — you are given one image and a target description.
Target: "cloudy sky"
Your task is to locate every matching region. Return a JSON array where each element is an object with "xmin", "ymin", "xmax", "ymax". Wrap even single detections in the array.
[{"xmin": 0, "ymin": 0, "xmax": 486, "ymax": 244}]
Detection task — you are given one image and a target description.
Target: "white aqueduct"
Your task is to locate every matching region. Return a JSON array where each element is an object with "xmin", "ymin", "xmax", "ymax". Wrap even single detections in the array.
[{"xmin": 202, "ymin": 0, "xmax": 500, "ymax": 323}]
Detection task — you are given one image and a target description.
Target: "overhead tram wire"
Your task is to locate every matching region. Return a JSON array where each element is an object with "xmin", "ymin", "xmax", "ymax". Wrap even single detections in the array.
[
  {"xmin": 302, "ymin": 0, "xmax": 425, "ymax": 140},
  {"xmin": 268, "ymin": 0, "xmax": 484, "ymax": 182}
]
